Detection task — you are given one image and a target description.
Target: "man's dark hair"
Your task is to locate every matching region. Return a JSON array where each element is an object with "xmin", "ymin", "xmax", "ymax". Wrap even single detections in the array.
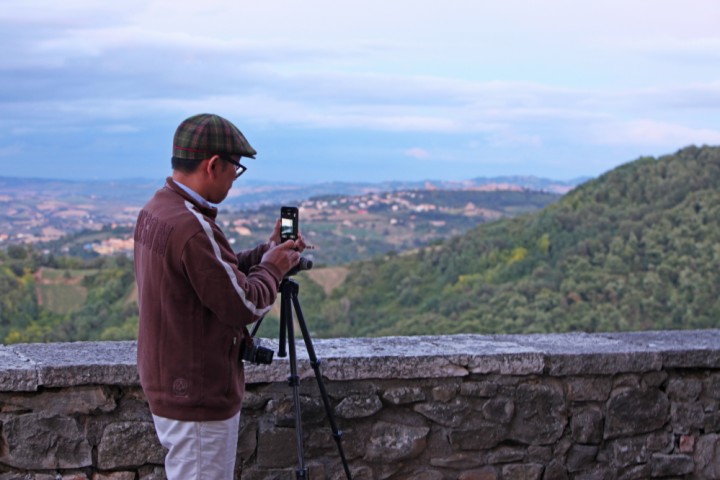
[{"xmin": 171, "ymin": 156, "xmax": 203, "ymax": 174}]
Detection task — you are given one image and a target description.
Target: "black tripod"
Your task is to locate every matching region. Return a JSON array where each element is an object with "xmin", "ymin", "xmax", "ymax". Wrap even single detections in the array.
[{"xmin": 251, "ymin": 277, "xmax": 353, "ymax": 480}]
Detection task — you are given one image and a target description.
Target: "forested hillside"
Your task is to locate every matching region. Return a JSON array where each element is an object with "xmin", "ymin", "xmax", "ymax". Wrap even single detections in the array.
[
  {"xmin": 0, "ymin": 246, "xmax": 137, "ymax": 343},
  {"xmin": 1, "ymin": 188, "xmax": 559, "ymax": 343},
  {"xmin": 298, "ymin": 145, "xmax": 720, "ymax": 337},
  {"xmin": 2, "ymin": 145, "xmax": 718, "ymax": 342}
]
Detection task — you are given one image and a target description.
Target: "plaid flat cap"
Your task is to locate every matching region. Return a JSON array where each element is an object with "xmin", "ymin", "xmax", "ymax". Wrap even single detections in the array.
[{"xmin": 173, "ymin": 113, "xmax": 257, "ymax": 160}]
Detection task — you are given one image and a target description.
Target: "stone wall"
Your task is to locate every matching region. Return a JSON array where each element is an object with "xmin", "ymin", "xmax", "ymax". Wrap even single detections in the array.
[{"xmin": 1, "ymin": 330, "xmax": 720, "ymax": 479}]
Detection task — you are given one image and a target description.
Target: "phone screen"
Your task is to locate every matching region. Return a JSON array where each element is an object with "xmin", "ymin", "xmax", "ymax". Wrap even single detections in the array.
[{"xmin": 280, "ymin": 206, "xmax": 298, "ymax": 241}]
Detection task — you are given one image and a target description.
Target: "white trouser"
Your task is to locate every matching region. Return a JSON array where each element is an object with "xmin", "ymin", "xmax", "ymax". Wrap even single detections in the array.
[{"xmin": 152, "ymin": 412, "xmax": 241, "ymax": 480}]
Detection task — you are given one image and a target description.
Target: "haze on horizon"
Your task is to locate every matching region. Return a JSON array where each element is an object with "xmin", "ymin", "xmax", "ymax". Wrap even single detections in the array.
[{"xmin": 1, "ymin": 1, "xmax": 719, "ymax": 185}]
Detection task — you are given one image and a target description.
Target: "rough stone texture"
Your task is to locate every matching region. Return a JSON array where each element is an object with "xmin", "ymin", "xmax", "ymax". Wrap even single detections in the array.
[
  {"xmin": 0, "ymin": 330, "xmax": 719, "ymax": 479},
  {"xmin": 571, "ymin": 406, "xmax": 604, "ymax": 444},
  {"xmin": 97, "ymin": 422, "xmax": 166, "ymax": 469},
  {"xmin": 0, "ymin": 346, "xmax": 37, "ymax": 391},
  {"xmin": 695, "ymin": 434, "xmax": 720, "ymax": 479},
  {"xmin": 364, "ymin": 421, "xmax": 430, "ymax": 462},
  {"xmin": 0, "ymin": 413, "xmax": 92, "ymax": 469},
  {"xmin": 509, "ymin": 382, "xmax": 566, "ymax": 445},
  {"xmin": 382, "ymin": 386, "xmax": 426, "ymax": 405},
  {"xmin": 604, "ymin": 388, "xmax": 670, "ymax": 439},
  {"xmin": 335, "ymin": 394, "xmax": 382, "ymax": 418},
  {"xmin": 0, "ymin": 386, "xmax": 116, "ymax": 416}
]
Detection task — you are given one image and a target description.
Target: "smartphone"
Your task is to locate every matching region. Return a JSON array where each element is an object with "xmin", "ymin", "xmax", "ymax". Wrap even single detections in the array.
[{"xmin": 280, "ymin": 206, "xmax": 299, "ymax": 242}]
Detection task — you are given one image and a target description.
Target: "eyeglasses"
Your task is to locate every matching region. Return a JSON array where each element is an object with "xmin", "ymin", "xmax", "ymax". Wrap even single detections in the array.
[{"xmin": 220, "ymin": 156, "xmax": 247, "ymax": 179}]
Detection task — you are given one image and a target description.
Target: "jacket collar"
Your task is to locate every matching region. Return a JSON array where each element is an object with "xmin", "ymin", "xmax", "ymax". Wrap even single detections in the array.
[{"xmin": 165, "ymin": 177, "xmax": 218, "ymax": 219}]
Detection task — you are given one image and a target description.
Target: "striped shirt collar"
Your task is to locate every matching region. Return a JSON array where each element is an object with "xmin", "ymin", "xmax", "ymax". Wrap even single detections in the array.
[{"xmin": 173, "ymin": 180, "xmax": 214, "ymax": 209}]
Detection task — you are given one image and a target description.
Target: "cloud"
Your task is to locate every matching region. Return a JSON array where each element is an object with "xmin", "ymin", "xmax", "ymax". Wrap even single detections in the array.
[
  {"xmin": 404, "ymin": 147, "xmax": 431, "ymax": 159},
  {"xmin": 1, "ymin": 0, "xmax": 719, "ymax": 182}
]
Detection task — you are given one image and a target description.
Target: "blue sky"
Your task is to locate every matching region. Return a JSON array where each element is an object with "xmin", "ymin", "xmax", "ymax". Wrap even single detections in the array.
[{"xmin": 1, "ymin": 1, "xmax": 719, "ymax": 184}]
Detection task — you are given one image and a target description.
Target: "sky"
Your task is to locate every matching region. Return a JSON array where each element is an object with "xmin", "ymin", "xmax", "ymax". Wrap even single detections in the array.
[{"xmin": 1, "ymin": 0, "xmax": 719, "ymax": 184}]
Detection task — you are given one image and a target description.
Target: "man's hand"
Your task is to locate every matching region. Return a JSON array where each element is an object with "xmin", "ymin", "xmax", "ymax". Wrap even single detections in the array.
[
  {"xmin": 261, "ymin": 240, "xmax": 301, "ymax": 277},
  {"xmin": 269, "ymin": 218, "xmax": 307, "ymax": 252}
]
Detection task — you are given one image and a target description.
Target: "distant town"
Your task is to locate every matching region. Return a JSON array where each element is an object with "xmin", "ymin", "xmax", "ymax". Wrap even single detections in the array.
[{"xmin": 0, "ymin": 176, "xmax": 578, "ymax": 262}]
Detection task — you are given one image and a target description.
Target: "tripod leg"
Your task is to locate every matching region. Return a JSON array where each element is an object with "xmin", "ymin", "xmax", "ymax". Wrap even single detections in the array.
[
  {"xmin": 291, "ymin": 292, "xmax": 354, "ymax": 480},
  {"xmin": 283, "ymin": 281, "xmax": 309, "ymax": 479}
]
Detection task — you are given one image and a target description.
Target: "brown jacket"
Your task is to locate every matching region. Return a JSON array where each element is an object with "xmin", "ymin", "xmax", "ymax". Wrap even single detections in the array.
[{"xmin": 134, "ymin": 178, "xmax": 282, "ymax": 421}]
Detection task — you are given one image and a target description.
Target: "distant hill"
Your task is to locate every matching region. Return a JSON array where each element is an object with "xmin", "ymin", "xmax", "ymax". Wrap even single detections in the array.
[
  {"xmin": 234, "ymin": 189, "xmax": 562, "ymax": 266},
  {"xmin": 295, "ymin": 145, "xmax": 720, "ymax": 337},
  {"xmin": 0, "ymin": 180, "xmax": 563, "ymax": 343},
  {"xmin": 1, "ymin": 174, "xmax": 571, "ymax": 262},
  {"xmin": 224, "ymin": 175, "xmax": 583, "ymax": 209}
]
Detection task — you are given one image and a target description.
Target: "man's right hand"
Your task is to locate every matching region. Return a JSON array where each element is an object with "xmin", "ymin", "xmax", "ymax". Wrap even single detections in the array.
[{"xmin": 261, "ymin": 240, "xmax": 301, "ymax": 278}]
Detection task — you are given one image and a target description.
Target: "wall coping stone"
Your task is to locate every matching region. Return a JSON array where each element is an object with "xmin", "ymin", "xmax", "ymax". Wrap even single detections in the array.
[{"xmin": 1, "ymin": 329, "xmax": 718, "ymax": 392}]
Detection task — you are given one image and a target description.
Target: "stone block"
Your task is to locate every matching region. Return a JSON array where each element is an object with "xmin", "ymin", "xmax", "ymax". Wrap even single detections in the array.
[
  {"xmin": 646, "ymin": 431, "xmax": 673, "ymax": 453},
  {"xmin": 481, "ymin": 397, "xmax": 514, "ymax": 424},
  {"xmin": 571, "ymin": 406, "xmax": 604, "ymax": 444},
  {"xmin": 649, "ymin": 453, "xmax": 694, "ymax": 477},
  {"xmin": 241, "ymin": 468, "xmax": 295, "ymax": 480},
  {"xmin": 432, "ymin": 384, "xmax": 458, "ymax": 402},
  {"xmin": 10, "ymin": 341, "xmax": 139, "ymax": 388},
  {"xmin": 567, "ymin": 445, "xmax": 598, "ymax": 472},
  {"xmin": 449, "ymin": 423, "xmax": 508, "ymax": 451},
  {"xmin": 237, "ymin": 420, "xmax": 258, "ymax": 463},
  {"xmin": 705, "ymin": 411, "xmax": 720, "ymax": 433},
  {"xmin": 543, "ymin": 459, "xmax": 569, "ymax": 480},
  {"xmin": 393, "ymin": 469, "xmax": 444, "ymax": 480},
  {"xmin": 429, "ymin": 452, "xmax": 484, "ymax": 469},
  {"xmin": 679, "ymin": 434, "xmax": 695, "ymax": 453},
  {"xmin": 705, "ymin": 373, "xmax": 720, "ymax": 400},
  {"xmin": 572, "ymin": 466, "xmax": 613, "ymax": 480},
  {"xmin": 242, "ymin": 390, "xmax": 269, "ymax": 410},
  {"xmin": 97, "ymin": 422, "xmax": 165, "ymax": 469},
  {"xmin": 468, "ymin": 353, "xmax": 544, "ymax": 376},
  {"xmin": 671, "ymin": 402, "xmax": 705, "ymax": 432},
  {"xmin": 565, "ymin": 376, "xmax": 612, "ymax": 402},
  {"xmin": 641, "ymin": 370, "xmax": 668, "ymax": 388},
  {"xmin": 92, "ymin": 473, "xmax": 136, "ymax": 480},
  {"xmin": 332, "ymin": 465, "xmax": 374, "ymax": 480},
  {"xmin": 0, "ymin": 386, "xmax": 116, "ymax": 416},
  {"xmin": 324, "ymin": 380, "xmax": 377, "ymax": 399},
  {"xmin": 460, "ymin": 381, "xmax": 498, "ymax": 398},
  {"xmin": 509, "ymin": 382, "xmax": 566, "ymax": 445},
  {"xmin": 457, "ymin": 466, "xmax": 498, "ymax": 480},
  {"xmin": 485, "ymin": 445, "xmax": 525, "ymax": 463},
  {"xmin": 364, "ymin": 421, "xmax": 429, "ymax": 462},
  {"xmin": 617, "ymin": 464, "xmax": 651, "ymax": 480},
  {"xmin": 527, "ymin": 445, "xmax": 552, "ymax": 463},
  {"xmin": 0, "ymin": 346, "xmax": 38, "ymax": 391},
  {"xmin": 0, "ymin": 413, "xmax": 92, "ymax": 469},
  {"xmin": 501, "ymin": 463, "xmax": 543, "ymax": 480},
  {"xmin": 270, "ymin": 396, "xmax": 325, "ymax": 427},
  {"xmin": 137, "ymin": 465, "xmax": 166, "ymax": 480},
  {"xmin": 59, "ymin": 473, "xmax": 88, "ymax": 480},
  {"xmin": 602, "ymin": 435, "xmax": 650, "ymax": 466},
  {"xmin": 666, "ymin": 376, "xmax": 702, "ymax": 401},
  {"xmin": 257, "ymin": 426, "xmax": 297, "ymax": 468},
  {"xmin": 695, "ymin": 434, "xmax": 720, "ymax": 479},
  {"xmin": 382, "ymin": 386, "xmax": 426, "ymax": 405},
  {"xmin": 547, "ymin": 352, "xmax": 661, "ymax": 376},
  {"xmin": 414, "ymin": 398, "xmax": 468, "ymax": 427},
  {"xmin": 604, "ymin": 388, "xmax": 669, "ymax": 439},
  {"xmin": 335, "ymin": 394, "xmax": 382, "ymax": 419}
]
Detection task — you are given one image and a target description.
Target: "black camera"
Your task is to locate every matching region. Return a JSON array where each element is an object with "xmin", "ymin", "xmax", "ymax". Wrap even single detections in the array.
[{"xmin": 240, "ymin": 337, "xmax": 274, "ymax": 365}]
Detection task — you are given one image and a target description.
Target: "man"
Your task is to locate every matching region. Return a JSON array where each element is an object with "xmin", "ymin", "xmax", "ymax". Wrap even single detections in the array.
[{"xmin": 134, "ymin": 113, "xmax": 303, "ymax": 479}]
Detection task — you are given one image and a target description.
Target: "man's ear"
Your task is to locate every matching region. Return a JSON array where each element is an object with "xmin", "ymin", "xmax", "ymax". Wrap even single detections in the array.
[{"xmin": 206, "ymin": 155, "xmax": 221, "ymax": 178}]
